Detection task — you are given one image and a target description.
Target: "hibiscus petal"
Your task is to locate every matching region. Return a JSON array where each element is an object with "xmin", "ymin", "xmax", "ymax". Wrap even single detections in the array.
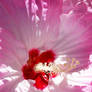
[
  {"xmin": 67, "ymin": 64, "xmax": 92, "ymax": 86},
  {"xmin": 53, "ymin": 12, "xmax": 92, "ymax": 71},
  {"xmin": 62, "ymin": 0, "xmax": 88, "ymax": 14},
  {"xmin": 0, "ymin": 64, "xmax": 21, "ymax": 92},
  {"xmin": 0, "ymin": 28, "xmax": 28, "ymax": 70},
  {"xmin": 0, "ymin": 76, "xmax": 22, "ymax": 92},
  {"xmin": 49, "ymin": 77, "xmax": 83, "ymax": 92},
  {"xmin": 0, "ymin": 0, "xmax": 63, "ymax": 51},
  {"xmin": 65, "ymin": 62, "xmax": 92, "ymax": 92},
  {"xmin": 0, "ymin": 0, "xmax": 92, "ymax": 91}
]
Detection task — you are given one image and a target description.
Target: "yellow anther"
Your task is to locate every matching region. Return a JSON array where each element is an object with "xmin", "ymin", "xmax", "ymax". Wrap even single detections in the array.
[
  {"xmin": 64, "ymin": 63, "xmax": 68, "ymax": 67},
  {"xmin": 72, "ymin": 58, "xmax": 76, "ymax": 62},
  {"xmin": 72, "ymin": 65, "xmax": 76, "ymax": 68},
  {"xmin": 66, "ymin": 57, "xmax": 70, "ymax": 61},
  {"xmin": 76, "ymin": 61, "xmax": 80, "ymax": 65},
  {"xmin": 34, "ymin": 57, "xmax": 80, "ymax": 74}
]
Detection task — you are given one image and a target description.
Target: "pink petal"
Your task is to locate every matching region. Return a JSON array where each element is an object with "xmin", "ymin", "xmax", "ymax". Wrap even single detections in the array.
[
  {"xmin": 0, "ymin": 0, "xmax": 63, "ymax": 51},
  {"xmin": 62, "ymin": 0, "xmax": 91, "ymax": 14},
  {"xmin": 54, "ymin": 12, "xmax": 92, "ymax": 71},
  {"xmin": 0, "ymin": 76, "xmax": 22, "ymax": 92},
  {"xmin": 0, "ymin": 28, "xmax": 27, "ymax": 71},
  {"xmin": 0, "ymin": 0, "xmax": 92, "ymax": 91},
  {"xmin": 49, "ymin": 78, "xmax": 83, "ymax": 92}
]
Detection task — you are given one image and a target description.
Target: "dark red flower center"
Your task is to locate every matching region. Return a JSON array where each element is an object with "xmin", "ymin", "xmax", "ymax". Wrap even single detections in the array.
[{"xmin": 22, "ymin": 49, "xmax": 56, "ymax": 90}]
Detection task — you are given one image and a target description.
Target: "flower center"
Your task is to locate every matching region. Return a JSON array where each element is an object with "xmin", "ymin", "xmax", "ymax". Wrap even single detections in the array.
[
  {"xmin": 22, "ymin": 49, "xmax": 80, "ymax": 90},
  {"xmin": 22, "ymin": 49, "xmax": 56, "ymax": 89}
]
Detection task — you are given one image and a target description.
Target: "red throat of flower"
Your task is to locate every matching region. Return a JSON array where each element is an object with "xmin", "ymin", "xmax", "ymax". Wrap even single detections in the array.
[{"xmin": 22, "ymin": 49, "xmax": 56, "ymax": 90}]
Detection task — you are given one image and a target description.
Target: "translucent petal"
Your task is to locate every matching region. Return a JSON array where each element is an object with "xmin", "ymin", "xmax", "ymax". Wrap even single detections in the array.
[
  {"xmin": 0, "ymin": 0, "xmax": 92, "ymax": 92},
  {"xmin": 49, "ymin": 78, "xmax": 83, "ymax": 92},
  {"xmin": 0, "ymin": 64, "xmax": 22, "ymax": 92},
  {"xmin": 0, "ymin": 28, "xmax": 28, "ymax": 70},
  {"xmin": 0, "ymin": 0, "xmax": 63, "ymax": 51},
  {"xmin": 66, "ymin": 62, "xmax": 92, "ymax": 92},
  {"xmin": 53, "ymin": 13, "xmax": 92, "ymax": 71},
  {"xmin": 0, "ymin": 76, "xmax": 22, "ymax": 92},
  {"xmin": 67, "ymin": 64, "xmax": 92, "ymax": 87}
]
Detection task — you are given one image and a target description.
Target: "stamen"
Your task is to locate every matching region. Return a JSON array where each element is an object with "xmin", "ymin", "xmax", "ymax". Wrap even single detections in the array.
[
  {"xmin": 34, "ymin": 58, "xmax": 80, "ymax": 74},
  {"xmin": 22, "ymin": 48, "xmax": 80, "ymax": 90},
  {"xmin": 61, "ymin": 58, "xmax": 80, "ymax": 72}
]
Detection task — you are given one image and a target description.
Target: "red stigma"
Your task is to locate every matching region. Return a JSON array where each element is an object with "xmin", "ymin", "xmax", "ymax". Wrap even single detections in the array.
[
  {"xmin": 22, "ymin": 49, "xmax": 56, "ymax": 89},
  {"xmin": 37, "ymin": 50, "xmax": 55, "ymax": 63}
]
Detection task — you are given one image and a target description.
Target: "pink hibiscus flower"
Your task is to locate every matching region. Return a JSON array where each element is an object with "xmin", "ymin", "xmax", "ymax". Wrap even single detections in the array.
[{"xmin": 0, "ymin": 0, "xmax": 92, "ymax": 92}]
